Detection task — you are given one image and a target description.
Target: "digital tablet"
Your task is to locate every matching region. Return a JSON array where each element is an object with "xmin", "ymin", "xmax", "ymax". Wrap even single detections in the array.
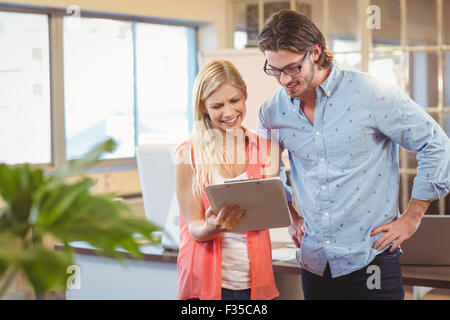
[{"xmin": 205, "ymin": 177, "xmax": 292, "ymax": 232}]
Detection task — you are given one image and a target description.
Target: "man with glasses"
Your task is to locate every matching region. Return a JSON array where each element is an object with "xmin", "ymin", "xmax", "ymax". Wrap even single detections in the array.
[{"xmin": 257, "ymin": 9, "xmax": 449, "ymax": 300}]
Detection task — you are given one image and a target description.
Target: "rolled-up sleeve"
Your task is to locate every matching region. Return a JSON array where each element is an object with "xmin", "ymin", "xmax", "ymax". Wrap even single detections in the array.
[
  {"xmin": 371, "ymin": 84, "xmax": 450, "ymax": 201},
  {"xmin": 257, "ymin": 102, "xmax": 294, "ymax": 203}
]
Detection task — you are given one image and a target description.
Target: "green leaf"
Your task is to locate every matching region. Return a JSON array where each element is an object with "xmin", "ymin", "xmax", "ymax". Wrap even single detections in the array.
[
  {"xmin": 30, "ymin": 187, "xmax": 159, "ymax": 259},
  {"xmin": 42, "ymin": 193, "xmax": 160, "ymax": 259},
  {"xmin": 36, "ymin": 178, "xmax": 92, "ymax": 228},
  {"xmin": 0, "ymin": 164, "xmax": 45, "ymax": 236},
  {"xmin": 0, "ymin": 235, "xmax": 70, "ymax": 294},
  {"xmin": 0, "ymin": 164, "xmax": 15, "ymax": 202},
  {"xmin": 48, "ymin": 139, "xmax": 116, "ymax": 189},
  {"xmin": 21, "ymin": 247, "xmax": 70, "ymax": 294},
  {"xmin": 0, "ymin": 253, "xmax": 7, "ymax": 277}
]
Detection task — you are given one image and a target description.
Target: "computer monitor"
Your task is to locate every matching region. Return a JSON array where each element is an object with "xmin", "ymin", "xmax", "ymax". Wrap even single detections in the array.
[
  {"xmin": 136, "ymin": 144, "xmax": 179, "ymax": 250},
  {"xmin": 400, "ymin": 215, "xmax": 450, "ymax": 265}
]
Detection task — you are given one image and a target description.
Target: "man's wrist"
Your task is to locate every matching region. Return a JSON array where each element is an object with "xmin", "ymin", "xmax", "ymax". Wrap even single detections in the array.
[
  {"xmin": 288, "ymin": 202, "xmax": 303, "ymax": 222},
  {"xmin": 404, "ymin": 198, "xmax": 431, "ymax": 222}
]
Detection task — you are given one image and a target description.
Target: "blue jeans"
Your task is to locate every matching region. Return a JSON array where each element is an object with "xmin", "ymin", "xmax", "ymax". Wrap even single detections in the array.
[
  {"xmin": 301, "ymin": 248, "xmax": 405, "ymax": 300},
  {"xmin": 221, "ymin": 288, "xmax": 251, "ymax": 300}
]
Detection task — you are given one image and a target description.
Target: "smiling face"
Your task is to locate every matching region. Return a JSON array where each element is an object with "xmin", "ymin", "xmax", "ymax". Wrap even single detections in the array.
[
  {"xmin": 203, "ymin": 83, "xmax": 247, "ymax": 132},
  {"xmin": 265, "ymin": 49, "xmax": 316, "ymax": 99}
]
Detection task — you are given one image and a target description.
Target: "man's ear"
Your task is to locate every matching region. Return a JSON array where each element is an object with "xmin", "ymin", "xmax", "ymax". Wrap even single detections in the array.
[{"xmin": 312, "ymin": 44, "xmax": 322, "ymax": 63}]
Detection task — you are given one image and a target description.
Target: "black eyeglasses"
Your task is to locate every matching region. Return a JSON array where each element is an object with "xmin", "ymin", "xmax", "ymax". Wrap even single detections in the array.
[{"xmin": 263, "ymin": 51, "xmax": 311, "ymax": 76}]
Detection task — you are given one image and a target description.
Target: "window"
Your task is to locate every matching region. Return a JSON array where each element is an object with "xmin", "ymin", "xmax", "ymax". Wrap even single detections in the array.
[
  {"xmin": 369, "ymin": 50, "xmax": 404, "ymax": 86},
  {"xmin": 334, "ymin": 40, "xmax": 362, "ymax": 71},
  {"xmin": 328, "ymin": 0, "xmax": 360, "ymax": 53},
  {"xmin": 135, "ymin": 23, "xmax": 191, "ymax": 144},
  {"xmin": 64, "ymin": 17, "xmax": 195, "ymax": 161},
  {"xmin": 368, "ymin": 0, "xmax": 449, "ymax": 215},
  {"xmin": 231, "ymin": 0, "xmax": 259, "ymax": 49},
  {"xmin": 0, "ymin": 11, "xmax": 51, "ymax": 165},
  {"xmin": 63, "ymin": 17, "xmax": 135, "ymax": 160},
  {"xmin": 229, "ymin": 0, "xmax": 310, "ymax": 49},
  {"xmin": 371, "ymin": 0, "xmax": 401, "ymax": 47},
  {"xmin": 0, "ymin": 5, "xmax": 197, "ymax": 167}
]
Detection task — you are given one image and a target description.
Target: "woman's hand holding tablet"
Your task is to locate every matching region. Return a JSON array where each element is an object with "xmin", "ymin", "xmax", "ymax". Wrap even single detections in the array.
[
  {"xmin": 204, "ymin": 203, "xmax": 248, "ymax": 235},
  {"xmin": 205, "ymin": 178, "xmax": 292, "ymax": 232}
]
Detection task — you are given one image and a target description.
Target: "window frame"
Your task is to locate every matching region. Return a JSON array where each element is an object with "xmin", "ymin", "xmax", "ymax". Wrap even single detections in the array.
[{"xmin": 0, "ymin": 3, "xmax": 198, "ymax": 171}]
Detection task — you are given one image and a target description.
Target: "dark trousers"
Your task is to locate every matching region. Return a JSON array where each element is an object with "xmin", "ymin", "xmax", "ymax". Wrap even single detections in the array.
[
  {"xmin": 301, "ymin": 248, "xmax": 405, "ymax": 300},
  {"xmin": 221, "ymin": 288, "xmax": 251, "ymax": 300},
  {"xmin": 187, "ymin": 288, "xmax": 251, "ymax": 300}
]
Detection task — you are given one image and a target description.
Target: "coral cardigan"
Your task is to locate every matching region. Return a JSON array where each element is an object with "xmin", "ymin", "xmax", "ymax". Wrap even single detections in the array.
[{"xmin": 177, "ymin": 128, "xmax": 279, "ymax": 300}]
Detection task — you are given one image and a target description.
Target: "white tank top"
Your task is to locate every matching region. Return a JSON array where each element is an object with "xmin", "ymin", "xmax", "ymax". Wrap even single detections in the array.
[{"xmin": 213, "ymin": 169, "xmax": 251, "ymax": 290}]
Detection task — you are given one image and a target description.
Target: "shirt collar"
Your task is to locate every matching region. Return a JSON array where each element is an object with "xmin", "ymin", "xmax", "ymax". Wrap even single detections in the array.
[
  {"xmin": 289, "ymin": 63, "xmax": 340, "ymax": 105},
  {"xmin": 319, "ymin": 63, "xmax": 340, "ymax": 97}
]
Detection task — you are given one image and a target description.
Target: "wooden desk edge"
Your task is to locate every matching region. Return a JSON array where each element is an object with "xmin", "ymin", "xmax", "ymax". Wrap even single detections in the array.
[{"xmin": 54, "ymin": 243, "xmax": 178, "ymax": 264}]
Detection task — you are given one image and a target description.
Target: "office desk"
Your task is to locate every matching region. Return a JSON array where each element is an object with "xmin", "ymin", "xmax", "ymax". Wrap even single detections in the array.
[
  {"xmin": 56, "ymin": 242, "xmax": 179, "ymax": 299},
  {"xmin": 56, "ymin": 242, "xmax": 450, "ymax": 299}
]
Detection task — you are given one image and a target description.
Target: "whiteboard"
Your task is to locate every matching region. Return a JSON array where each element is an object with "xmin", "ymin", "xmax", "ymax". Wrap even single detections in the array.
[{"xmin": 200, "ymin": 49, "xmax": 281, "ymax": 131}]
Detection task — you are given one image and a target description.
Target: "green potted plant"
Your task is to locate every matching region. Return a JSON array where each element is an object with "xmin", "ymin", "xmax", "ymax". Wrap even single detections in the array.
[{"xmin": 0, "ymin": 139, "xmax": 160, "ymax": 299}]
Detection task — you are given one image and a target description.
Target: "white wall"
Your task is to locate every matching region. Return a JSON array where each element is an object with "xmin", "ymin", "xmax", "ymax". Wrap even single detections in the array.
[
  {"xmin": 3, "ymin": 0, "xmax": 228, "ymax": 50},
  {"xmin": 201, "ymin": 48, "xmax": 281, "ymax": 132}
]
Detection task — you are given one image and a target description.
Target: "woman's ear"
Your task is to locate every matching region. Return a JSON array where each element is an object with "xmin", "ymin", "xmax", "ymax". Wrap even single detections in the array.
[
  {"xmin": 201, "ymin": 103, "xmax": 210, "ymax": 120},
  {"xmin": 243, "ymin": 86, "xmax": 248, "ymax": 101}
]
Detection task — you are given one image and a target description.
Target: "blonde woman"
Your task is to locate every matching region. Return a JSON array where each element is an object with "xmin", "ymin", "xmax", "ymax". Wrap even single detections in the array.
[{"xmin": 175, "ymin": 60, "xmax": 280, "ymax": 300}]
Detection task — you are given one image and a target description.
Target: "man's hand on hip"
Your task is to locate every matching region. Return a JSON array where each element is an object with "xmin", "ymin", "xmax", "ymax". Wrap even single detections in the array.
[{"xmin": 371, "ymin": 198, "xmax": 430, "ymax": 252}]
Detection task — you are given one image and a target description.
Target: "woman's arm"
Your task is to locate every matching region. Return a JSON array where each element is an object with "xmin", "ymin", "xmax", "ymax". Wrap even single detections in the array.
[{"xmin": 175, "ymin": 144, "xmax": 247, "ymax": 241}]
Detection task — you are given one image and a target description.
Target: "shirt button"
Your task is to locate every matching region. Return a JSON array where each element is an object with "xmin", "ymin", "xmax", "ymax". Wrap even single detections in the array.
[
  {"xmin": 325, "ymin": 212, "xmax": 329, "ymax": 216},
  {"xmin": 322, "ymin": 186, "xmax": 326, "ymax": 190},
  {"xmin": 326, "ymin": 240, "xmax": 331, "ymax": 244},
  {"xmin": 316, "ymin": 131, "xmax": 320, "ymax": 135},
  {"xmin": 327, "ymin": 90, "xmax": 331, "ymax": 95},
  {"xmin": 320, "ymin": 158, "xmax": 324, "ymax": 162}
]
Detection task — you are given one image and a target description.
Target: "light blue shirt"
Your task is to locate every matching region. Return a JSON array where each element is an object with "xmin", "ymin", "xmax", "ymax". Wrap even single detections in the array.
[{"xmin": 258, "ymin": 64, "xmax": 450, "ymax": 278}]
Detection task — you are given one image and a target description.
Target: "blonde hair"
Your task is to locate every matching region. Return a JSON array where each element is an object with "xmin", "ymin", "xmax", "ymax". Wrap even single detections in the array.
[{"xmin": 190, "ymin": 59, "xmax": 247, "ymax": 197}]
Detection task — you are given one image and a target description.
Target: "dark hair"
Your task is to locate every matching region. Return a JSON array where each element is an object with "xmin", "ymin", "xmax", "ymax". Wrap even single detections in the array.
[{"xmin": 258, "ymin": 9, "xmax": 334, "ymax": 69}]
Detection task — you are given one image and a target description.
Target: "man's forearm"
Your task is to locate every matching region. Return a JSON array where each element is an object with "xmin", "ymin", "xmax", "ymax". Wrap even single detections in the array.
[
  {"xmin": 287, "ymin": 202, "xmax": 305, "ymax": 247},
  {"xmin": 403, "ymin": 198, "xmax": 431, "ymax": 222},
  {"xmin": 288, "ymin": 202, "xmax": 303, "ymax": 224}
]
